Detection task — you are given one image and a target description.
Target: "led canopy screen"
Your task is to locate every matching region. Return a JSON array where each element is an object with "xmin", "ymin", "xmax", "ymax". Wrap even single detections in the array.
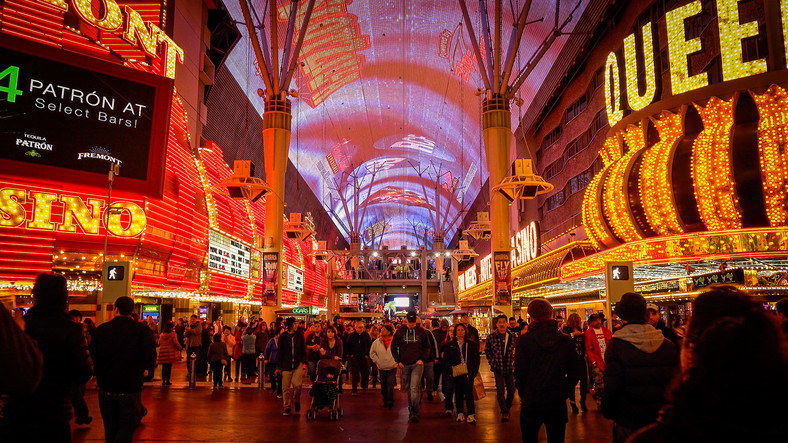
[{"xmin": 223, "ymin": 0, "xmax": 584, "ymax": 247}]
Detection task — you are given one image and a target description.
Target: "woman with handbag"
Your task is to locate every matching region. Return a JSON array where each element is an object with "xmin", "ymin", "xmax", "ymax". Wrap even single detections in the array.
[{"xmin": 443, "ymin": 323, "xmax": 480, "ymax": 424}]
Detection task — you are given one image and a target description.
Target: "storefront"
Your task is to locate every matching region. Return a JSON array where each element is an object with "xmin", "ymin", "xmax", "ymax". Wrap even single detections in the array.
[{"xmin": 0, "ymin": 0, "xmax": 328, "ymax": 320}]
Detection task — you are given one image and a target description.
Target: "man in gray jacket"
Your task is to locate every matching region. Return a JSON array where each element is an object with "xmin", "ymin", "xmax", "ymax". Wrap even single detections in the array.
[{"xmin": 184, "ymin": 315, "xmax": 202, "ymax": 377}]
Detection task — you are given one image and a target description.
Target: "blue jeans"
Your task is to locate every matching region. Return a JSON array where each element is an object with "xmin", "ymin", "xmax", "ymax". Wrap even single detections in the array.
[
  {"xmin": 307, "ymin": 360, "xmax": 318, "ymax": 382},
  {"xmin": 494, "ymin": 372, "xmax": 515, "ymax": 413},
  {"xmin": 400, "ymin": 363, "xmax": 424, "ymax": 417},
  {"xmin": 422, "ymin": 361, "xmax": 434, "ymax": 393}
]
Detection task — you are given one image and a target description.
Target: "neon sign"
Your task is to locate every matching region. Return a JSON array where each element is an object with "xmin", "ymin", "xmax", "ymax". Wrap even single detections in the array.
[
  {"xmin": 604, "ymin": 0, "xmax": 788, "ymax": 126},
  {"xmin": 32, "ymin": 0, "xmax": 183, "ymax": 79},
  {"xmin": 0, "ymin": 186, "xmax": 146, "ymax": 237}
]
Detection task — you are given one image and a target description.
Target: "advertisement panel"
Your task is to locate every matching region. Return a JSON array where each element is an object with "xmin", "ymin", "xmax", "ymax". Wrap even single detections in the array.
[
  {"xmin": 0, "ymin": 37, "xmax": 172, "ymax": 197},
  {"xmin": 494, "ymin": 252, "xmax": 511, "ymax": 306},
  {"xmin": 262, "ymin": 252, "xmax": 279, "ymax": 306}
]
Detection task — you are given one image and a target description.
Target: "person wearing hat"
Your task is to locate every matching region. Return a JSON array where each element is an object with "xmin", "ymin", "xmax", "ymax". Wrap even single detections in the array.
[
  {"xmin": 584, "ymin": 312, "xmax": 611, "ymax": 401},
  {"xmin": 602, "ymin": 292, "xmax": 679, "ymax": 443},
  {"xmin": 645, "ymin": 303, "xmax": 679, "ymax": 345},
  {"xmin": 392, "ymin": 310, "xmax": 430, "ymax": 423}
]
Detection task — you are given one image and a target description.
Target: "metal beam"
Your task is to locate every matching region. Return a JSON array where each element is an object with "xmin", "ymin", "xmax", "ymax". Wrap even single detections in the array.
[
  {"xmin": 500, "ymin": 0, "xmax": 533, "ymax": 95},
  {"xmin": 494, "ymin": 0, "xmax": 502, "ymax": 93},
  {"xmin": 478, "ymin": 0, "xmax": 496, "ymax": 91},
  {"xmin": 270, "ymin": 0, "xmax": 279, "ymax": 95},
  {"xmin": 458, "ymin": 0, "xmax": 492, "ymax": 90},
  {"xmin": 238, "ymin": 0, "xmax": 274, "ymax": 94},
  {"xmin": 278, "ymin": 0, "xmax": 299, "ymax": 91},
  {"xmin": 283, "ymin": 0, "xmax": 317, "ymax": 88}
]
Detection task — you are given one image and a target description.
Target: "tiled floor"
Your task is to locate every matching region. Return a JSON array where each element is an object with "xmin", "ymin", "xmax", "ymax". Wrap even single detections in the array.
[{"xmin": 70, "ymin": 359, "xmax": 613, "ymax": 442}]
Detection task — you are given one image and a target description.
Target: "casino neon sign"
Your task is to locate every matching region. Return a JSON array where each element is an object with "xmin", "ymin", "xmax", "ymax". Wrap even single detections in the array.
[
  {"xmin": 604, "ymin": 0, "xmax": 788, "ymax": 126},
  {"xmin": 0, "ymin": 186, "xmax": 146, "ymax": 237}
]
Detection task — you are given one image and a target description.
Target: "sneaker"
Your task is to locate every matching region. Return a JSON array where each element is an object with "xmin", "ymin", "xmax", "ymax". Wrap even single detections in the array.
[
  {"xmin": 283, "ymin": 408, "xmax": 291, "ymax": 416},
  {"xmin": 466, "ymin": 414, "xmax": 476, "ymax": 424},
  {"xmin": 445, "ymin": 409, "xmax": 453, "ymax": 417},
  {"xmin": 276, "ymin": 393, "xmax": 282, "ymax": 399},
  {"xmin": 294, "ymin": 402, "xmax": 301, "ymax": 413},
  {"xmin": 387, "ymin": 402, "xmax": 394, "ymax": 410},
  {"xmin": 438, "ymin": 392, "xmax": 445, "ymax": 402},
  {"xmin": 409, "ymin": 415, "xmax": 420, "ymax": 424},
  {"xmin": 456, "ymin": 413, "xmax": 465, "ymax": 422},
  {"xmin": 427, "ymin": 392, "xmax": 433, "ymax": 401},
  {"xmin": 501, "ymin": 413, "xmax": 510, "ymax": 422}
]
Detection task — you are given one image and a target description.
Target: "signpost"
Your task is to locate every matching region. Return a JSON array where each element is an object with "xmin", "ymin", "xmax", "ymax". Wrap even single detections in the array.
[{"xmin": 605, "ymin": 261, "xmax": 634, "ymax": 328}]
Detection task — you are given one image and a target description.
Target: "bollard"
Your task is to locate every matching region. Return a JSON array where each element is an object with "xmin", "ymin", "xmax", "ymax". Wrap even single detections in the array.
[
  {"xmin": 257, "ymin": 354, "xmax": 265, "ymax": 389},
  {"xmin": 189, "ymin": 352, "xmax": 197, "ymax": 389}
]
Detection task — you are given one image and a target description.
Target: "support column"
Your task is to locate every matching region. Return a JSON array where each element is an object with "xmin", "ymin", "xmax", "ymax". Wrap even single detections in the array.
[
  {"xmin": 420, "ymin": 249, "xmax": 428, "ymax": 313},
  {"xmin": 262, "ymin": 97, "xmax": 292, "ymax": 308},
  {"xmin": 482, "ymin": 96, "xmax": 512, "ymax": 313}
]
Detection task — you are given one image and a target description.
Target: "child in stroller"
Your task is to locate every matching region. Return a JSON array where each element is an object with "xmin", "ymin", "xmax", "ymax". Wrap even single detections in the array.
[{"xmin": 307, "ymin": 359, "xmax": 344, "ymax": 421}]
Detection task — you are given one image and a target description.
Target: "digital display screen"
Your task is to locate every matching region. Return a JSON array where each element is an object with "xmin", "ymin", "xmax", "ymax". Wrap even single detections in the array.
[
  {"xmin": 394, "ymin": 297, "xmax": 411, "ymax": 308},
  {"xmin": 0, "ymin": 46, "xmax": 159, "ymax": 180},
  {"xmin": 611, "ymin": 266, "xmax": 630, "ymax": 281},
  {"xmin": 208, "ymin": 231, "xmax": 251, "ymax": 278},
  {"xmin": 221, "ymin": 1, "xmax": 583, "ymax": 247},
  {"xmin": 106, "ymin": 266, "xmax": 125, "ymax": 281}
]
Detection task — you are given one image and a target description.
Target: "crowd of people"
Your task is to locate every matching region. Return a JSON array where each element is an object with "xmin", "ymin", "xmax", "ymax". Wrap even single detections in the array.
[{"xmin": 1, "ymin": 272, "xmax": 787, "ymax": 443}]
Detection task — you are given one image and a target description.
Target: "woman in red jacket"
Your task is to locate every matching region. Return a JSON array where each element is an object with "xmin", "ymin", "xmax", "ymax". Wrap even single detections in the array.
[
  {"xmin": 232, "ymin": 322, "xmax": 246, "ymax": 382},
  {"xmin": 584, "ymin": 314, "xmax": 611, "ymax": 402},
  {"xmin": 157, "ymin": 322, "xmax": 182, "ymax": 386}
]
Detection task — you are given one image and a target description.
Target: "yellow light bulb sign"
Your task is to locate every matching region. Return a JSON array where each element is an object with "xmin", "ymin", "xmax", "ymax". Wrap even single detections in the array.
[{"xmin": 603, "ymin": 0, "xmax": 780, "ymax": 124}]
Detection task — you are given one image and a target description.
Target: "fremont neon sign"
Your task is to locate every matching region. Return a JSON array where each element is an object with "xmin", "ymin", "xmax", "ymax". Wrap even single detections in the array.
[
  {"xmin": 604, "ymin": 0, "xmax": 788, "ymax": 126},
  {"xmin": 0, "ymin": 187, "xmax": 146, "ymax": 237},
  {"xmin": 34, "ymin": 0, "xmax": 184, "ymax": 79}
]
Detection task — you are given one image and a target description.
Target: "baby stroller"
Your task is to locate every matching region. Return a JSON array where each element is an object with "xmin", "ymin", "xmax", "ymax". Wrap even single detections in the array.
[{"xmin": 306, "ymin": 359, "xmax": 344, "ymax": 421}]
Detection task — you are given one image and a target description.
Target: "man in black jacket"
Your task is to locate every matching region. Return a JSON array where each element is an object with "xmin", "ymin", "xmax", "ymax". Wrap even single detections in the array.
[
  {"xmin": 392, "ymin": 311, "xmax": 430, "ymax": 423},
  {"xmin": 346, "ymin": 321, "xmax": 373, "ymax": 395},
  {"xmin": 515, "ymin": 299, "xmax": 581, "ymax": 443},
  {"xmin": 9, "ymin": 273, "xmax": 93, "ymax": 443},
  {"xmin": 646, "ymin": 303, "xmax": 679, "ymax": 345},
  {"xmin": 603, "ymin": 293, "xmax": 679, "ymax": 443},
  {"xmin": 276, "ymin": 317, "xmax": 306, "ymax": 416},
  {"xmin": 91, "ymin": 296, "xmax": 156, "ymax": 443}
]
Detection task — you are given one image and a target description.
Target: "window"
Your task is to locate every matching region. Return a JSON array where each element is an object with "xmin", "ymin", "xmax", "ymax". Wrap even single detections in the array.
[
  {"xmin": 565, "ymin": 95, "xmax": 588, "ymax": 122},
  {"xmin": 536, "ymin": 148, "xmax": 543, "ymax": 164},
  {"xmin": 589, "ymin": 67, "xmax": 605, "ymax": 92},
  {"xmin": 544, "ymin": 159, "xmax": 563, "ymax": 180},
  {"xmin": 546, "ymin": 191, "xmax": 565, "ymax": 211},
  {"xmin": 541, "ymin": 126, "xmax": 562, "ymax": 150}
]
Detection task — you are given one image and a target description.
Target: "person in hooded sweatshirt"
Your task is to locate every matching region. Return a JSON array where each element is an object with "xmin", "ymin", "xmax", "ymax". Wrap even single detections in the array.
[
  {"xmin": 602, "ymin": 292, "xmax": 679, "ymax": 443},
  {"xmin": 515, "ymin": 298, "xmax": 582, "ymax": 443}
]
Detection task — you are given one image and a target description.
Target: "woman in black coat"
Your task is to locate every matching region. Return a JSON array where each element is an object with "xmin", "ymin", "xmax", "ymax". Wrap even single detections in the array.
[{"xmin": 443, "ymin": 323, "xmax": 480, "ymax": 424}]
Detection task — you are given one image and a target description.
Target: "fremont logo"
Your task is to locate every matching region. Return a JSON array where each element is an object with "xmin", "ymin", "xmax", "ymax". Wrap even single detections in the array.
[{"xmin": 77, "ymin": 146, "xmax": 122, "ymax": 166}]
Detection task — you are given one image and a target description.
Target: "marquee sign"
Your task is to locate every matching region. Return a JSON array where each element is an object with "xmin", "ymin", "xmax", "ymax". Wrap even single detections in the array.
[
  {"xmin": 0, "ymin": 183, "xmax": 147, "ymax": 237},
  {"xmin": 208, "ymin": 231, "xmax": 251, "ymax": 278},
  {"xmin": 604, "ymin": 0, "xmax": 788, "ymax": 127}
]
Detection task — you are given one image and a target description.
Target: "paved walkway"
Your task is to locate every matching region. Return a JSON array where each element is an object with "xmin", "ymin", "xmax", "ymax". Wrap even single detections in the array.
[{"xmin": 71, "ymin": 359, "xmax": 613, "ymax": 442}]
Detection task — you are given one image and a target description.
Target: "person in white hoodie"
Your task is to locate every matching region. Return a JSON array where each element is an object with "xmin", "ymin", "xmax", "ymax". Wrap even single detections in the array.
[
  {"xmin": 602, "ymin": 292, "xmax": 679, "ymax": 443},
  {"xmin": 370, "ymin": 323, "xmax": 397, "ymax": 409}
]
